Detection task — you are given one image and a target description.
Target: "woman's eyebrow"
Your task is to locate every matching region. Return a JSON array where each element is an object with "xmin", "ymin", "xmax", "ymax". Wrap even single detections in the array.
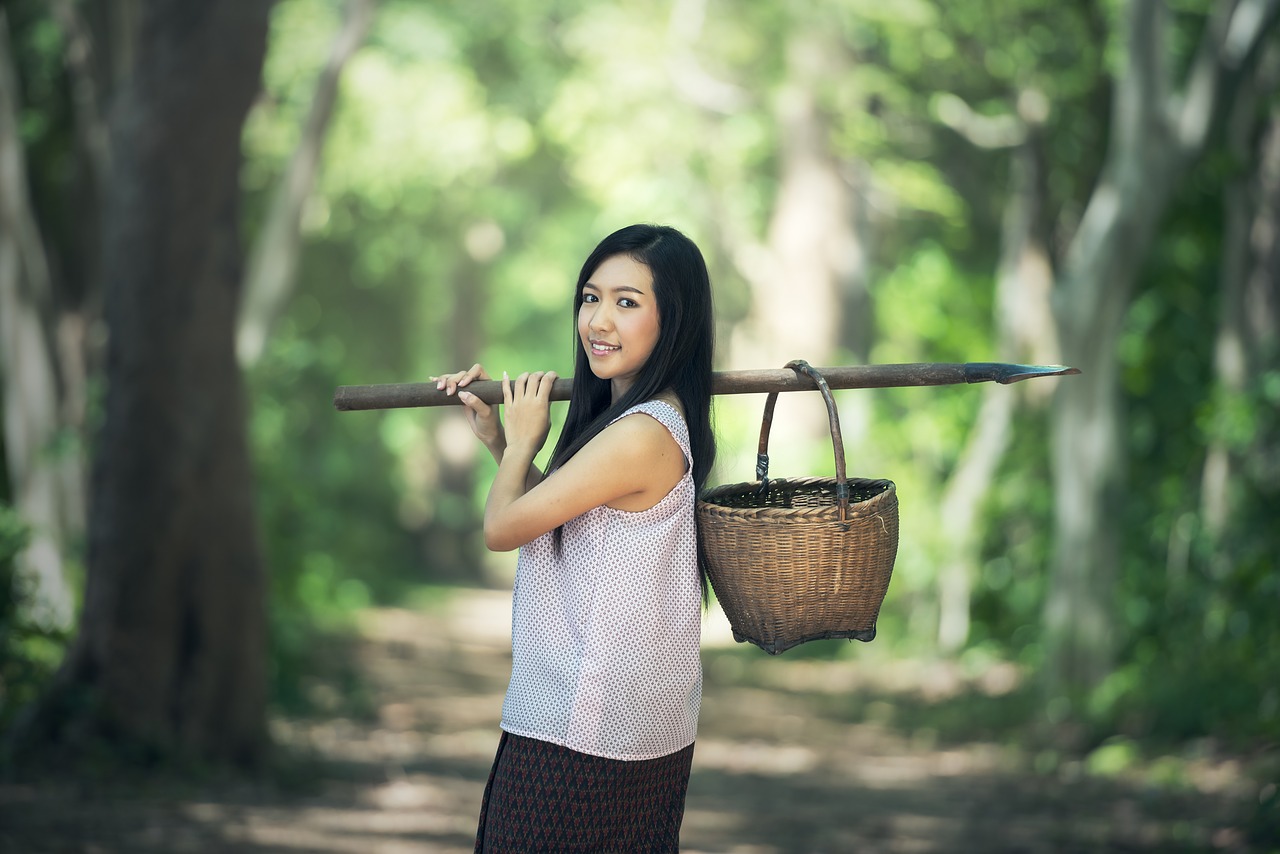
[{"xmin": 583, "ymin": 282, "xmax": 647, "ymax": 295}]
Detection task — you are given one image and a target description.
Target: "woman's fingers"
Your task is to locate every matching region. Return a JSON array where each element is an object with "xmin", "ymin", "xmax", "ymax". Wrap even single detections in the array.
[
  {"xmin": 503, "ymin": 371, "xmax": 556, "ymax": 404},
  {"xmin": 535, "ymin": 371, "xmax": 557, "ymax": 400},
  {"xmin": 500, "ymin": 371, "xmax": 553, "ymax": 456},
  {"xmin": 458, "ymin": 390, "xmax": 491, "ymax": 417},
  {"xmin": 434, "ymin": 363, "xmax": 491, "ymax": 395},
  {"xmin": 517, "ymin": 372, "xmax": 546, "ymax": 403},
  {"xmin": 434, "ymin": 367, "xmax": 554, "ymax": 402},
  {"xmin": 458, "ymin": 363, "xmax": 489, "ymax": 388},
  {"xmin": 515, "ymin": 372, "xmax": 533, "ymax": 399}
]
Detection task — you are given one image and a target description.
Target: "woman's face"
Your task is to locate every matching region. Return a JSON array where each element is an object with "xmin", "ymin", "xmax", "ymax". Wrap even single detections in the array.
[{"xmin": 578, "ymin": 253, "xmax": 661, "ymax": 400}]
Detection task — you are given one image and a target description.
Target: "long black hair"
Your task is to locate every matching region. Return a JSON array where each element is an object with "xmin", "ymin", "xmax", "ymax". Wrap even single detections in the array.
[{"xmin": 547, "ymin": 224, "xmax": 717, "ymax": 596}]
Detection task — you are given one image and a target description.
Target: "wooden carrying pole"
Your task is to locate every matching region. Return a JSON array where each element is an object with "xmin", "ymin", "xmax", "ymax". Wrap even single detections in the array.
[{"xmin": 333, "ymin": 362, "xmax": 1080, "ymax": 411}]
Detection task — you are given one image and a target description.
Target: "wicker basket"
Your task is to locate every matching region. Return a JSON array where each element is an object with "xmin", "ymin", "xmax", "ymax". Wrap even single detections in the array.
[{"xmin": 697, "ymin": 360, "xmax": 899, "ymax": 655}]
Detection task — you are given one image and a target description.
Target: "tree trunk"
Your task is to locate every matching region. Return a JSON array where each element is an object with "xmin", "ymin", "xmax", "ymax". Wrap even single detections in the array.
[
  {"xmin": 726, "ymin": 33, "xmax": 870, "ymax": 461},
  {"xmin": 19, "ymin": 0, "xmax": 273, "ymax": 765},
  {"xmin": 938, "ymin": 130, "xmax": 1055, "ymax": 653},
  {"xmin": 1047, "ymin": 139, "xmax": 1173, "ymax": 698},
  {"xmin": 0, "ymin": 11, "xmax": 77, "ymax": 629},
  {"xmin": 729, "ymin": 71, "xmax": 864, "ymax": 371},
  {"xmin": 1202, "ymin": 57, "xmax": 1280, "ymax": 545},
  {"xmin": 426, "ymin": 227, "xmax": 491, "ymax": 582},
  {"xmin": 1237, "ymin": 109, "xmax": 1280, "ymax": 477},
  {"xmin": 1045, "ymin": 0, "xmax": 1280, "ymax": 699}
]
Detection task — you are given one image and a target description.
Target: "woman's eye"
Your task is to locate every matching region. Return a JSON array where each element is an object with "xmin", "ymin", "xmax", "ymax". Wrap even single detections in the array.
[
  {"xmin": 619, "ymin": 298, "xmax": 638, "ymax": 308},
  {"xmin": 582, "ymin": 293, "xmax": 598, "ymax": 303}
]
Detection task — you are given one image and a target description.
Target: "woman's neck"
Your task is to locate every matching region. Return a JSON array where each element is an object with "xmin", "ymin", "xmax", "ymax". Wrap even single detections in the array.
[
  {"xmin": 609, "ymin": 377, "xmax": 634, "ymax": 405},
  {"xmin": 608, "ymin": 379, "xmax": 681, "ymax": 417}
]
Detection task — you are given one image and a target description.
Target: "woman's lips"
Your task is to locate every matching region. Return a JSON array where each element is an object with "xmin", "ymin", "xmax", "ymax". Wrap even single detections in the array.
[{"xmin": 589, "ymin": 340, "xmax": 619, "ymax": 357}]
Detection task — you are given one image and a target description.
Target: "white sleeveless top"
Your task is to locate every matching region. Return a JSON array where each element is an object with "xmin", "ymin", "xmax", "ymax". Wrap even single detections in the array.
[{"xmin": 500, "ymin": 399, "xmax": 703, "ymax": 761}]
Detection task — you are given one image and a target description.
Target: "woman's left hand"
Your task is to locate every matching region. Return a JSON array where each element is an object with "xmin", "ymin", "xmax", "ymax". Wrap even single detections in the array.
[{"xmin": 502, "ymin": 371, "xmax": 557, "ymax": 458}]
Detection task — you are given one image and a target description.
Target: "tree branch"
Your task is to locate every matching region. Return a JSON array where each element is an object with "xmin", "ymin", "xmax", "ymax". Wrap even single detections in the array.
[
  {"xmin": 50, "ymin": 0, "xmax": 110, "ymax": 182},
  {"xmin": 1175, "ymin": 0, "xmax": 1280, "ymax": 155},
  {"xmin": 932, "ymin": 92, "xmax": 1026, "ymax": 150},
  {"xmin": 1114, "ymin": 0, "xmax": 1170, "ymax": 157},
  {"xmin": 237, "ymin": 0, "xmax": 377, "ymax": 366}
]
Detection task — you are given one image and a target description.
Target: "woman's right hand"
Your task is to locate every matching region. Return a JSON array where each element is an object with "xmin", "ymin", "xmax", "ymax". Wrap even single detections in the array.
[{"xmin": 432, "ymin": 363, "xmax": 504, "ymax": 452}]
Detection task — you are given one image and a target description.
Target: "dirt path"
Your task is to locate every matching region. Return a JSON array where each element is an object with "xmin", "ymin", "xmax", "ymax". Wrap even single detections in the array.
[{"xmin": 0, "ymin": 589, "xmax": 1270, "ymax": 853}]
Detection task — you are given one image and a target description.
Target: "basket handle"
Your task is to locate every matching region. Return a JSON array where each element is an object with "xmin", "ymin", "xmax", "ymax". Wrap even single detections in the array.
[{"xmin": 756, "ymin": 360, "xmax": 850, "ymax": 521}]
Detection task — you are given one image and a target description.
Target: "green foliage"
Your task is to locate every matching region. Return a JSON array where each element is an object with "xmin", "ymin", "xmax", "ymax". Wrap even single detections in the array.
[
  {"xmin": 6, "ymin": 0, "xmax": 1277, "ymax": 760},
  {"xmin": 243, "ymin": 0, "xmax": 603, "ymax": 708},
  {"xmin": 1104, "ymin": 172, "xmax": 1280, "ymax": 747},
  {"xmin": 0, "ymin": 505, "xmax": 69, "ymax": 730},
  {"xmin": 248, "ymin": 297, "xmax": 422, "ymax": 712},
  {"xmin": 234, "ymin": 0, "xmax": 1280, "ymax": 751},
  {"xmin": 970, "ymin": 411, "xmax": 1056, "ymax": 658}
]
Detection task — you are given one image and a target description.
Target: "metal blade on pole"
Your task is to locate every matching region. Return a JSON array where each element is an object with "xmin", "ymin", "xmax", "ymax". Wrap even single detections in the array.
[{"xmin": 333, "ymin": 363, "xmax": 1081, "ymax": 411}]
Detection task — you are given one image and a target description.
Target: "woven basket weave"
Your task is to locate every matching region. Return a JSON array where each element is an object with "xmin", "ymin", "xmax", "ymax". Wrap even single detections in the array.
[{"xmin": 697, "ymin": 361, "xmax": 899, "ymax": 655}]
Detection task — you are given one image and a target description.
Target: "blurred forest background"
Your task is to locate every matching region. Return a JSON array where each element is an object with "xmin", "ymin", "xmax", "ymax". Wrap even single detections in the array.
[{"xmin": 1, "ymin": 0, "xmax": 1279, "ymax": 849}]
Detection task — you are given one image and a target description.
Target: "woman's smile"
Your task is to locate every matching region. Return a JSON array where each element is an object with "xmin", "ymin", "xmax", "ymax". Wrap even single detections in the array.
[{"xmin": 588, "ymin": 339, "xmax": 621, "ymax": 357}]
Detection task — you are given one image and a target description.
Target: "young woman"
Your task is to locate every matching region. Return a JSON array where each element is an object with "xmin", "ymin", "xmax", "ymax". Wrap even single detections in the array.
[{"xmin": 434, "ymin": 223, "xmax": 716, "ymax": 852}]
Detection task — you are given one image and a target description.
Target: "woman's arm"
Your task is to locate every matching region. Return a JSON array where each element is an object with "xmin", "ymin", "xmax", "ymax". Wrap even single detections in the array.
[{"xmin": 484, "ymin": 376, "xmax": 686, "ymax": 551}]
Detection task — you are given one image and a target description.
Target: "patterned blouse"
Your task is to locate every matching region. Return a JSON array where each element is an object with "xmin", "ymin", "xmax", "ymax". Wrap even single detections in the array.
[{"xmin": 500, "ymin": 399, "xmax": 703, "ymax": 761}]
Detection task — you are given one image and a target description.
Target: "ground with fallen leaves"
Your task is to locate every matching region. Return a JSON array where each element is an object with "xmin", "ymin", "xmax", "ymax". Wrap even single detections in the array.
[{"xmin": 1, "ymin": 588, "xmax": 1274, "ymax": 853}]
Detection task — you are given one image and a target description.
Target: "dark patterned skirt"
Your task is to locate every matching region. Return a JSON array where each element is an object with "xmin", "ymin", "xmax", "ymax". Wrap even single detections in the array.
[{"xmin": 475, "ymin": 731, "xmax": 695, "ymax": 853}]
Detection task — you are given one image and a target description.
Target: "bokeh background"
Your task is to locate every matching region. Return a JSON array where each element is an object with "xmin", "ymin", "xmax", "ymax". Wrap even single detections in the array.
[{"xmin": 1, "ymin": 0, "xmax": 1278, "ymax": 851}]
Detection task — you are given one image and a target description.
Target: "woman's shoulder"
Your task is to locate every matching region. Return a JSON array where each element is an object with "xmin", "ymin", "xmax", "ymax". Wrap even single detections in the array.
[
  {"xmin": 571, "ymin": 408, "xmax": 686, "ymax": 482},
  {"xmin": 606, "ymin": 395, "xmax": 690, "ymax": 460},
  {"xmin": 596, "ymin": 394, "xmax": 684, "ymax": 444},
  {"xmin": 646, "ymin": 391, "xmax": 685, "ymax": 420},
  {"xmin": 605, "ymin": 392, "xmax": 685, "ymax": 423}
]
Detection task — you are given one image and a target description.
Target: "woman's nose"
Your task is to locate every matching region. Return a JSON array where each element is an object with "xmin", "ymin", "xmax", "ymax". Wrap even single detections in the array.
[{"xmin": 589, "ymin": 305, "xmax": 613, "ymax": 332}]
